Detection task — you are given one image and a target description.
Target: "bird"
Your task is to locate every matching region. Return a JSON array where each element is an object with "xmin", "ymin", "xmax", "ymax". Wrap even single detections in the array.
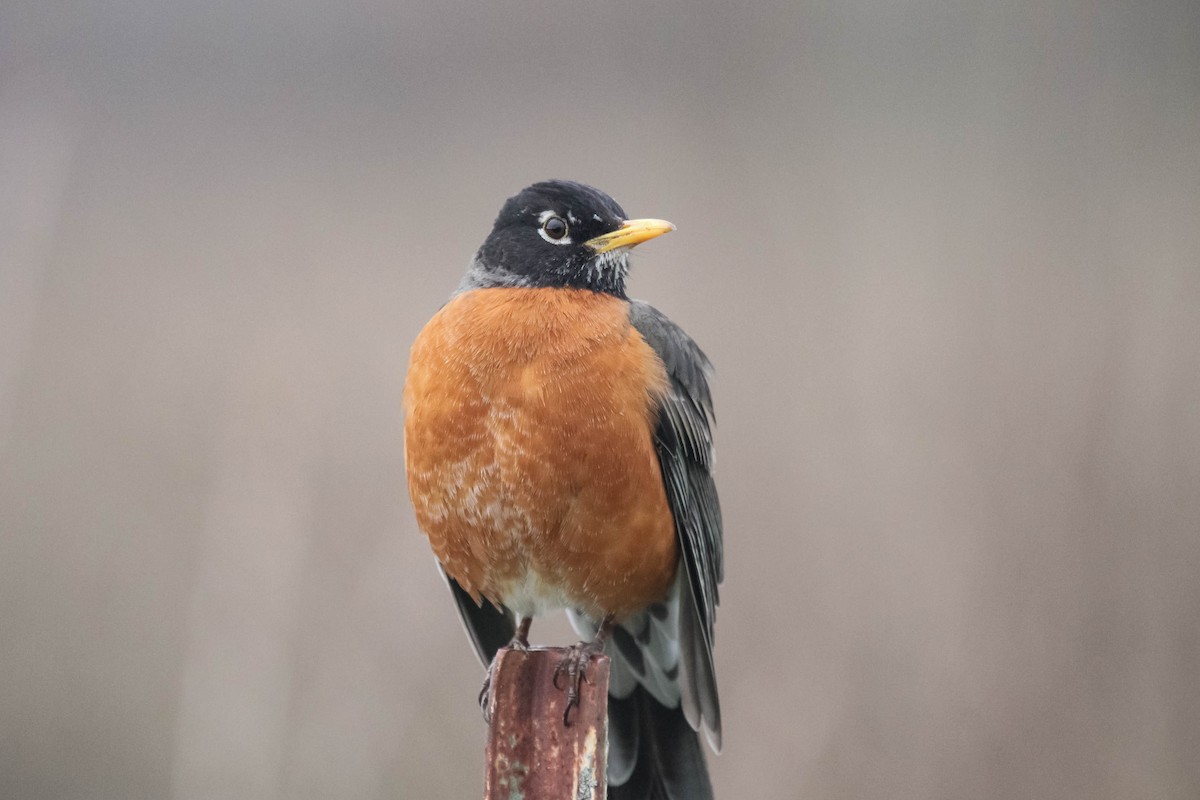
[{"xmin": 404, "ymin": 180, "xmax": 723, "ymax": 799}]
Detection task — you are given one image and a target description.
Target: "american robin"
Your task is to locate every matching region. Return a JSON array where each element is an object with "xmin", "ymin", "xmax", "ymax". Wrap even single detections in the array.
[{"xmin": 404, "ymin": 180, "xmax": 723, "ymax": 799}]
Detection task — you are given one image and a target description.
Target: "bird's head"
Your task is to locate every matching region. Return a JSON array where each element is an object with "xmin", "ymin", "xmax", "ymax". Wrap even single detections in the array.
[{"xmin": 461, "ymin": 180, "xmax": 674, "ymax": 297}]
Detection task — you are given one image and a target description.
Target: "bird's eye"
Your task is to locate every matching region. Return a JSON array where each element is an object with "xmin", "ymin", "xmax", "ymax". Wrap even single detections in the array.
[{"xmin": 542, "ymin": 216, "xmax": 568, "ymax": 240}]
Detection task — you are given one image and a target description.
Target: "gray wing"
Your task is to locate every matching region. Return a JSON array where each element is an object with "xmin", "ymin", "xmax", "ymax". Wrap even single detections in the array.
[
  {"xmin": 436, "ymin": 563, "xmax": 515, "ymax": 667},
  {"xmin": 628, "ymin": 299, "xmax": 723, "ymax": 749}
]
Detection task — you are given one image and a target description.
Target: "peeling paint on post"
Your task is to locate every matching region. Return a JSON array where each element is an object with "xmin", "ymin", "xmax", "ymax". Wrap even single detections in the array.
[{"xmin": 484, "ymin": 647, "xmax": 609, "ymax": 800}]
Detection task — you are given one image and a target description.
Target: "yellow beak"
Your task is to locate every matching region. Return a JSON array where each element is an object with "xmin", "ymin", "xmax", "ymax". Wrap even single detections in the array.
[{"xmin": 584, "ymin": 218, "xmax": 676, "ymax": 253}]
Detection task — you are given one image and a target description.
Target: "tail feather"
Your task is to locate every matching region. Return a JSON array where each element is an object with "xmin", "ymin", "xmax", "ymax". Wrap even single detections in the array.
[
  {"xmin": 607, "ymin": 689, "xmax": 640, "ymax": 786},
  {"xmin": 608, "ymin": 688, "xmax": 714, "ymax": 800},
  {"xmin": 568, "ymin": 568, "xmax": 718, "ymax": 798}
]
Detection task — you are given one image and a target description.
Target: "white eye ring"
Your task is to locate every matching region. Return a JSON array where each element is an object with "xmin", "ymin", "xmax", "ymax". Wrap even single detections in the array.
[{"xmin": 537, "ymin": 210, "xmax": 572, "ymax": 245}]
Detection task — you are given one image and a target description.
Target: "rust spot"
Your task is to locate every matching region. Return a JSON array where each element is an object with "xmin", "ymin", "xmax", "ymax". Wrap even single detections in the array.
[{"xmin": 484, "ymin": 647, "xmax": 610, "ymax": 800}]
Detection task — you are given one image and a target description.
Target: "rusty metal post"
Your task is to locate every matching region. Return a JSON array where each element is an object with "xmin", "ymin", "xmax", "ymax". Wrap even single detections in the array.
[{"xmin": 483, "ymin": 646, "xmax": 609, "ymax": 800}]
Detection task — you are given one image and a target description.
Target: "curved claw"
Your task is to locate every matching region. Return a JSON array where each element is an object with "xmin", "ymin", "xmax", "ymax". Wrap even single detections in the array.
[
  {"xmin": 555, "ymin": 640, "xmax": 603, "ymax": 725},
  {"xmin": 478, "ymin": 662, "xmax": 497, "ymax": 724},
  {"xmin": 478, "ymin": 619, "xmax": 533, "ymax": 725}
]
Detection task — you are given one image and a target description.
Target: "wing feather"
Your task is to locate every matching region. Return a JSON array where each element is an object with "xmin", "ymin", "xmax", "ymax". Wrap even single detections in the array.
[
  {"xmin": 436, "ymin": 562, "xmax": 515, "ymax": 667},
  {"xmin": 628, "ymin": 300, "xmax": 723, "ymax": 747}
]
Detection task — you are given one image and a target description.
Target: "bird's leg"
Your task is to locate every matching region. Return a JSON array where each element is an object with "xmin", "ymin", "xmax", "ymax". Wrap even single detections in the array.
[
  {"xmin": 479, "ymin": 617, "xmax": 534, "ymax": 722},
  {"xmin": 511, "ymin": 616, "xmax": 533, "ymax": 649},
  {"xmin": 553, "ymin": 613, "xmax": 615, "ymax": 725}
]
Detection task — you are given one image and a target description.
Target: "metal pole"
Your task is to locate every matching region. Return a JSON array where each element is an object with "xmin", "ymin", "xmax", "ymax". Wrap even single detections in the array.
[{"xmin": 483, "ymin": 647, "xmax": 610, "ymax": 800}]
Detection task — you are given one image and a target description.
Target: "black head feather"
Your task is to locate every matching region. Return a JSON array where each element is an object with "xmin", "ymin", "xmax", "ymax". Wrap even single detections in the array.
[{"xmin": 461, "ymin": 180, "xmax": 634, "ymax": 297}]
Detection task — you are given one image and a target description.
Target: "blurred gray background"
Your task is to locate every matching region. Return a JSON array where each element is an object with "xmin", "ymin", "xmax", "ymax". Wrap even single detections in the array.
[{"xmin": 2, "ymin": 1, "xmax": 1198, "ymax": 798}]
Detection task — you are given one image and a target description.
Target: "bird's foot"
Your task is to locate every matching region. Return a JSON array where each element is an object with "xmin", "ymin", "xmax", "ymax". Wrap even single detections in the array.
[
  {"xmin": 553, "ymin": 638, "xmax": 606, "ymax": 725},
  {"xmin": 479, "ymin": 618, "xmax": 534, "ymax": 723}
]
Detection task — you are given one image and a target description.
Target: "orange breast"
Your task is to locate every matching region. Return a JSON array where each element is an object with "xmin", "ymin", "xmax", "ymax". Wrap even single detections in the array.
[{"xmin": 403, "ymin": 287, "xmax": 677, "ymax": 619}]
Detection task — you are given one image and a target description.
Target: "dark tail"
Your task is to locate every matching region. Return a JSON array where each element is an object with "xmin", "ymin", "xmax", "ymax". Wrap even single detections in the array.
[{"xmin": 608, "ymin": 686, "xmax": 714, "ymax": 800}]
